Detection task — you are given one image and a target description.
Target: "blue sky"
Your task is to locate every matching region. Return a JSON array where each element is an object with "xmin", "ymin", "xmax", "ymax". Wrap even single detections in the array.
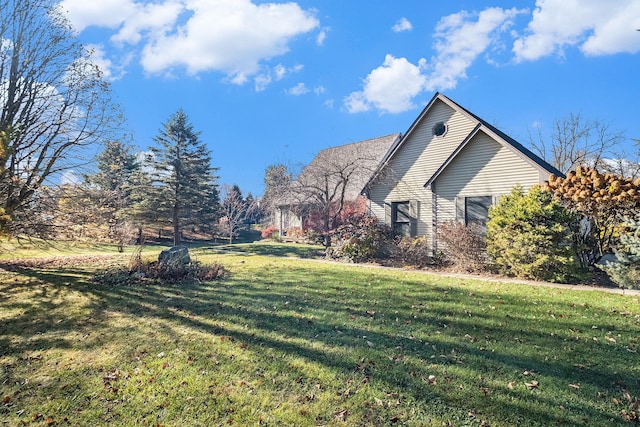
[{"xmin": 58, "ymin": 0, "xmax": 640, "ymax": 196}]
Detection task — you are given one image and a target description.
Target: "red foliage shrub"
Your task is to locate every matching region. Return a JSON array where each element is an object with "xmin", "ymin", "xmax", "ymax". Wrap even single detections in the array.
[
  {"xmin": 303, "ymin": 197, "xmax": 368, "ymax": 235},
  {"xmin": 261, "ymin": 226, "xmax": 279, "ymax": 239}
]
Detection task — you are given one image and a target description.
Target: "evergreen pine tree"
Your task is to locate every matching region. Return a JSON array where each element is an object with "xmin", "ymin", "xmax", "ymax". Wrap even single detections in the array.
[
  {"xmin": 125, "ymin": 159, "xmax": 161, "ymax": 244},
  {"xmin": 71, "ymin": 141, "xmax": 139, "ymax": 249},
  {"xmin": 149, "ymin": 109, "xmax": 219, "ymax": 245},
  {"xmin": 88, "ymin": 141, "xmax": 138, "ymax": 193},
  {"xmin": 262, "ymin": 164, "xmax": 292, "ymax": 225},
  {"xmin": 605, "ymin": 217, "xmax": 640, "ymax": 289}
]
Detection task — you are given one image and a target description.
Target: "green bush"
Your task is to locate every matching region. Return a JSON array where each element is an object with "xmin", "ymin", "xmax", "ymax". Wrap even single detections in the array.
[
  {"xmin": 604, "ymin": 217, "xmax": 640, "ymax": 289},
  {"xmin": 486, "ymin": 185, "xmax": 583, "ymax": 283}
]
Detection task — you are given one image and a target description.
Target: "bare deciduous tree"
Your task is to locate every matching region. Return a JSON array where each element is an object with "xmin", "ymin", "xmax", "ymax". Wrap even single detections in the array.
[
  {"xmin": 529, "ymin": 113, "xmax": 626, "ymax": 174},
  {"xmin": 290, "ymin": 139, "xmax": 390, "ymax": 246},
  {"xmin": 0, "ymin": 0, "xmax": 122, "ymax": 234},
  {"xmin": 220, "ymin": 184, "xmax": 255, "ymax": 244}
]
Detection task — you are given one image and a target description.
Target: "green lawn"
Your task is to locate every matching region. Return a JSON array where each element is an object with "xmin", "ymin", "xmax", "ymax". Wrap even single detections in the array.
[{"xmin": 0, "ymin": 244, "xmax": 638, "ymax": 426}]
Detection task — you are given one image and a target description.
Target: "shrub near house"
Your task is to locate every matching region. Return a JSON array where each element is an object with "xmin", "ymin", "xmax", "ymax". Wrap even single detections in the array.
[
  {"xmin": 327, "ymin": 213, "xmax": 394, "ymax": 262},
  {"xmin": 605, "ymin": 216, "xmax": 640, "ymax": 289},
  {"xmin": 544, "ymin": 165, "xmax": 640, "ymax": 267},
  {"xmin": 486, "ymin": 185, "xmax": 583, "ymax": 283}
]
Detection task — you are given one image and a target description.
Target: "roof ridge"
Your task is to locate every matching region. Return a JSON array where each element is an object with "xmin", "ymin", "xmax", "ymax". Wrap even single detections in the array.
[{"xmin": 317, "ymin": 132, "xmax": 401, "ymax": 152}]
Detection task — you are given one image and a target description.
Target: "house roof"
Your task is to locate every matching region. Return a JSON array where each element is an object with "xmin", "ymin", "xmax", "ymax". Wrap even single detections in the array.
[
  {"xmin": 364, "ymin": 92, "xmax": 564, "ymax": 193},
  {"xmin": 424, "ymin": 121, "xmax": 565, "ymax": 189},
  {"xmin": 279, "ymin": 133, "xmax": 401, "ymax": 206},
  {"xmin": 453, "ymin": 96, "xmax": 565, "ymax": 177}
]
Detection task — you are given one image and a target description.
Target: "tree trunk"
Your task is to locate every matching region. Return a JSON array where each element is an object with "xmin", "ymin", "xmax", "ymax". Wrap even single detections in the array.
[
  {"xmin": 173, "ymin": 205, "xmax": 180, "ymax": 246},
  {"xmin": 323, "ymin": 208, "xmax": 331, "ymax": 247}
]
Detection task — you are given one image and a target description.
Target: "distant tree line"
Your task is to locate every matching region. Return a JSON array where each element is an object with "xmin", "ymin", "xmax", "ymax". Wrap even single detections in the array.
[{"xmin": 51, "ymin": 110, "xmax": 262, "ymax": 248}]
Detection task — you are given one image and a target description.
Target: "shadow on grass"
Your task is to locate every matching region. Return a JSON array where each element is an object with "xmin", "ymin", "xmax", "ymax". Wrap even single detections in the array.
[
  {"xmin": 206, "ymin": 242, "xmax": 325, "ymax": 259},
  {"xmin": 1, "ymin": 258, "xmax": 638, "ymax": 425}
]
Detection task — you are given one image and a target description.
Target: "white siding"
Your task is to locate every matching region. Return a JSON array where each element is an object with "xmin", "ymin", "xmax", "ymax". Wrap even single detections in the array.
[
  {"xmin": 275, "ymin": 207, "xmax": 302, "ymax": 234},
  {"xmin": 369, "ymin": 99, "xmax": 477, "ymax": 241}
]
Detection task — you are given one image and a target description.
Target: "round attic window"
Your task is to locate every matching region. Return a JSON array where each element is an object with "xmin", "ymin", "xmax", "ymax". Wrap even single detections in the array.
[{"xmin": 433, "ymin": 121, "xmax": 447, "ymax": 137}]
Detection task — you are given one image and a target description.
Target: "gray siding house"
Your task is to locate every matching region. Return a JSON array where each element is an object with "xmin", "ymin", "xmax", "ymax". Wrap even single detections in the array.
[
  {"xmin": 275, "ymin": 133, "xmax": 401, "ymax": 234},
  {"xmin": 363, "ymin": 92, "xmax": 563, "ymax": 250}
]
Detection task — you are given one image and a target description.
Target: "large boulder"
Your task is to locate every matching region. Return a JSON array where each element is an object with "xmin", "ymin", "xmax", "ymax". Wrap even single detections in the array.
[{"xmin": 158, "ymin": 246, "xmax": 191, "ymax": 269}]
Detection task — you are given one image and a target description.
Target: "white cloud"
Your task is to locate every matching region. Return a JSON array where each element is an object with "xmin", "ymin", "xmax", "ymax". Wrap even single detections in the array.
[
  {"xmin": 111, "ymin": 1, "xmax": 184, "ymax": 46},
  {"xmin": 317, "ymin": 27, "xmax": 330, "ymax": 45},
  {"xmin": 274, "ymin": 64, "xmax": 287, "ymax": 80},
  {"xmin": 513, "ymin": 0, "xmax": 640, "ymax": 61},
  {"xmin": 0, "ymin": 37, "xmax": 13, "ymax": 53},
  {"xmin": 313, "ymin": 85, "xmax": 325, "ymax": 95},
  {"xmin": 60, "ymin": 0, "xmax": 319, "ymax": 84},
  {"xmin": 344, "ymin": 54, "xmax": 426, "ymax": 114},
  {"xmin": 345, "ymin": 8, "xmax": 523, "ymax": 114},
  {"xmin": 286, "ymin": 82, "xmax": 309, "ymax": 96},
  {"xmin": 86, "ymin": 44, "xmax": 127, "ymax": 81},
  {"xmin": 140, "ymin": 1, "xmax": 319, "ymax": 81},
  {"xmin": 254, "ymin": 74, "xmax": 272, "ymax": 92},
  {"xmin": 392, "ymin": 17, "xmax": 413, "ymax": 32},
  {"xmin": 426, "ymin": 7, "xmax": 525, "ymax": 90},
  {"xmin": 59, "ymin": 0, "xmax": 137, "ymax": 32},
  {"xmin": 60, "ymin": 170, "xmax": 80, "ymax": 185},
  {"xmin": 254, "ymin": 63, "xmax": 304, "ymax": 91}
]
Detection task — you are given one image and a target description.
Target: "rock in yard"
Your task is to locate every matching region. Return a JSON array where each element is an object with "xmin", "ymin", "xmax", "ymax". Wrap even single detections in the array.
[{"xmin": 158, "ymin": 246, "xmax": 191, "ymax": 268}]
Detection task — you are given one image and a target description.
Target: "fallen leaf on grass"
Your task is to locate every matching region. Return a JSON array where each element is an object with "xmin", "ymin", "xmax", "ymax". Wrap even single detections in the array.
[
  {"xmin": 334, "ymin": 409, "xmax": 349, "ymax": 421},
  {"xmin": 2, "ymin": 395, "xmax": 10, "ymax": 404},
  {"xmin": 605, "ymin": 336, "xmax": 617, "ymax": 343},
  {"xmin": 507, "ymin": 381, "xmax": 516, "ymax": 390},
  {"xmin": 103, "ymin": 371, "xmax": 119, "ymax": 382},
  {"xmin": 525, "ymin": 380, "xmax": 539, "ymax": 389},
  {"xmin": 569, "ymin": 384, "xmax": 580, "ymax": 389}
]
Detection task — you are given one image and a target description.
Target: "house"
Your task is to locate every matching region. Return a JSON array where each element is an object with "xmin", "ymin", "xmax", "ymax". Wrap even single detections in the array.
[
  {"xmin": 363, "ymin": 92, "xmax": 563, "ymax": 250},
  {"xmin": 275, "ymin": 133, "xmax": 401, "ymax": 235}
]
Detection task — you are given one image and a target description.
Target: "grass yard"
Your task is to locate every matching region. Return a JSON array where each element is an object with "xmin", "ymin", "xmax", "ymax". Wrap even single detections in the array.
[{"xmin": 1, "ymin": 244, "xmax": 639, "ymax": 426}]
